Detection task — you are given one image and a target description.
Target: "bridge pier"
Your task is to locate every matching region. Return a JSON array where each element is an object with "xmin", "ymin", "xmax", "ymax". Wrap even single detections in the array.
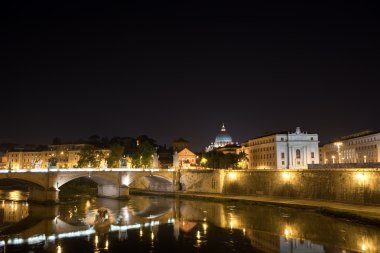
[
  {"xmin": 97, "ymin": 185, "xmax": 130, "ymax": 199},
  {"xmin": 28, "ymin": 187, "xmax": 59, "ymax": 204},
  {"xmin": 118, "ymin": 185, "xmax": 130, "ymax": 199}
]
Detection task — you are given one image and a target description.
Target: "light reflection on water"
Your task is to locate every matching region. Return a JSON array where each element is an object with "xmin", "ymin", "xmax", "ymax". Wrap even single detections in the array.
[
  {"xmin": 0, "ymin": 191, "xmax": 379, "ymax": 253},
  {"xmin": 0, "ymin": 190, "xmax": 28, "ymax": 202}
]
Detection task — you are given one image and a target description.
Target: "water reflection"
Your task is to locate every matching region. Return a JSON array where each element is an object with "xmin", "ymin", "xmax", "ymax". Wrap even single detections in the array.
[
  {"xmin": 0, "ymin": 192, "xmax": 379, "ymax": 252},
  {"xmin": 0, "ymin": 190, "xmax": 28, "ymax": 202},
  {"xmin": 0, "ymin": 200, "xmax": 29, "ymax": 227}
]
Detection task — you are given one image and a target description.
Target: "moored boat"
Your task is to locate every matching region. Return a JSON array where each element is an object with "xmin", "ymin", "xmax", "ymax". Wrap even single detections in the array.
[{"xmin": 94, "ymin": 207, "xmax": 111, "ymax": 233}]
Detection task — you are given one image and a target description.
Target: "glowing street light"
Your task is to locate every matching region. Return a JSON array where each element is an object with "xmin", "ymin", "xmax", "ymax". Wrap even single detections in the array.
[
  {"xmin": 364, "ymin": 155, "xmax": 367, "ymax": 163},
  {"xmin": 334, "ymin": 142, "xmax": 343, "ymax": 163},
  {"xmin": 331, "ymin": 155, "xmax": 335, "ymax": 164}
]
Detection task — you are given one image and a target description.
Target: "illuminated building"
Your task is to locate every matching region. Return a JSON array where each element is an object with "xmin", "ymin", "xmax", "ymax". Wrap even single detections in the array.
[
  {"xmin": 206, "ymin": 124, "xmax": 237, "ymax": 152},
  {"xmin": 6, "ymin": 144, "xmax": 110, "ymax": 169},
  {"xmin": 0, "ymin": 153, "xmax": 7, "ymax": 169},
  {"xmin": 242, "ymin": 127, "xmax": 319, "ymax": 169},
  {"xmin": 173, "ymin": 148, "xmax": 197, "ymax": 169},
  {"xmin": 215, "ymin": 144, "xmax": 241, "ymax": 155},
  {"xmin": 321, "ymin": 130, "xmax": 380, "ymax": 164}
]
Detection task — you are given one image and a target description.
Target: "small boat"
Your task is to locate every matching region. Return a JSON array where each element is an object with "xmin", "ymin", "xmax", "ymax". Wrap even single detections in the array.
[{"xmin": 94, "ymin": 207, "xmax": 111, "ymax": 233}]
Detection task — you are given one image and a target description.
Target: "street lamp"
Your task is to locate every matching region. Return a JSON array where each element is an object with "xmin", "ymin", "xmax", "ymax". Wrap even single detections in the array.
[
  {"xmin": 364, "ymin": 155, "xmax": 367, "ymax": 163},
  {"xmin": 334, "ymin": 142, "xmax": 343, "ymax": 163},
  {"xmin": 331, "ymin": 155, "xmax": 335, "ymax": 164}
]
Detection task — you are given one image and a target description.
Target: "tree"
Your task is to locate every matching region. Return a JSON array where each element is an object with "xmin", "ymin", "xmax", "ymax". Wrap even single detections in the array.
[
  {"xmin": 236, "ymin": 151, "xmax": 248, "ymax": 169},
  {"xmin": 47, "ymin": 156, "xmax": 58, "ymax": 167},
  {"xmin": 88, "ymin": 135, "xmax": 101, "ymax": 147},
  {"xmin": 200, "ymin": 151, "xmax": 245, "ymax": 169},
  {"xmin": 131, "ymin": 141, "xmax": 155, "ymax": 168},
  {"xmin": 110, "ymin": 136, "xmax": 123, "ymax": 146},
  {"xmin": 76, "ymin": 145, "xmax": 105, "ymax": 168},
  {"xmin": 100, "ymin": 137, "xmax": 110, "ymax": 148},
  {"xmin": 136, "ymin": 135, "xmax": 156, "ymax": 147},
  {"xmin": 172, "ymin": 138, "xmax": 189, "ymax": 152},
  {"xmin": 107, "ymin": 143, "xmax": 125, "ymax": 168}
]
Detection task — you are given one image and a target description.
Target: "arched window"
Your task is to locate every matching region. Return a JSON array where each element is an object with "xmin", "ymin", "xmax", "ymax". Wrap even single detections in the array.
[{"xmin": 296, "ymin": 149, "xmax": 301, "ymax": 159}]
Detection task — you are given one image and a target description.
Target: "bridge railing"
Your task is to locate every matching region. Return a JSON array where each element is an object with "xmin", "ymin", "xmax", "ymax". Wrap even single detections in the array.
[{"xmin": 0, "ymin": 168, "xmax": 176, "ymax": 173}]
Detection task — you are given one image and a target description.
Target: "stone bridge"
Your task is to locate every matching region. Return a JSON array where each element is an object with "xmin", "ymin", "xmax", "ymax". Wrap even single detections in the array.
[
  {"xmin": 2, "ymin": 168, "xmax": 380, "ymax": 205},
  {"xmin": 0, "ymin": 168, "xmax": 178, "ymax": 203}
]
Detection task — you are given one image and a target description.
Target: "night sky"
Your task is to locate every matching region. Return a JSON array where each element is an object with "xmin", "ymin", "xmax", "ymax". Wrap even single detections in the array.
[{"xmin": 1, "ymin": 2, "xmax": 378, "ymax": 151}]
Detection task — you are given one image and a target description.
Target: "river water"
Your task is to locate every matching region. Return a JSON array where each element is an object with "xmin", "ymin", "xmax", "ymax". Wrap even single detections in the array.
[{"xmin": 0, "ymin": 190, "xmax": 379, "ymax": 253}]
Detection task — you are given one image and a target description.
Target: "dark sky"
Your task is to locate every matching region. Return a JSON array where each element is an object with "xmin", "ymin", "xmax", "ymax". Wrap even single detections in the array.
[{"xmin": 0, "ymin": 2, "xmax": 379, "ymax": 151}]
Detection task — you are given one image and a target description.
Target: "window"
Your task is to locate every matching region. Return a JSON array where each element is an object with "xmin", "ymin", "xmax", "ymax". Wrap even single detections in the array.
[
  {"xmin": 311, "ymin": 137, "xmax": 314, "ymax": 141},
  {"xmin": 282, "ymin": 161, "xmax": 285, "ymax": 165},
  {"xmin": 281, "ymin": 137, "xmax": 284, "ymax": 141},
  {"xmin": 311, "ymin": 152, "xmax": 314, "ymax": 158},
  {"xmin": 296, "ymin": 149, "xmax": 301, "ymax": 159},
  {"xmin": 297, "ymin": 161, "xmax": 300, "ymax": 165},
  {"xmin": 281, "ymin": 152, "xmax": 285, "ymax": 159}
]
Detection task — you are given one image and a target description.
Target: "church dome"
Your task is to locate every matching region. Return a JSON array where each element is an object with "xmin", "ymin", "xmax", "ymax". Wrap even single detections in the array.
[{"xmin": 214, "ymin": 124, "xmax": 233, "ymax": 148}]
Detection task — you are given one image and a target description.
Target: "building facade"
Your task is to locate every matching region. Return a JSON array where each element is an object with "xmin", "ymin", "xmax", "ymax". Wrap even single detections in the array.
[
  {"xmin": 242, "ymin": 127, "xmax": 319, "ymax": 169},
  {"xmin": 215, "ymin": 144, "xmax": 241, "ymax": 155},
  {"xmin": 0, "ymin": 153, "xmax": 7, "ymax": 169},
  {"xmin": 321, "ymin": 130, "xmax": 380, "ymax": 164},
  {"xmin": 6, "ymin": 144, "xmax": 110, "ymax": 169},
  {"xmin": 173, "ymin": 148, "xmax": 197, "ymax": 169}
]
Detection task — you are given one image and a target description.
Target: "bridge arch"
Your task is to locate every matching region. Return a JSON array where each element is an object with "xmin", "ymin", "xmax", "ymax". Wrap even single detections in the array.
[
  {"xmin": 56, "ymin": 173, "xmax": 119, "ymax": 189},
  {"xmin": 54, "ymin": 172, "xmax": 126, "ymax": 200},
  {"xmin": 125, "ymin": 173, "xmax": 173, "ymax": 191},
  {"xmin": 0, "ymin": 174, "xmax": 58, "ymax": 203},
  {"xmin": 0, "ymin": 177, "xmax": 46, "ymax": 190}
]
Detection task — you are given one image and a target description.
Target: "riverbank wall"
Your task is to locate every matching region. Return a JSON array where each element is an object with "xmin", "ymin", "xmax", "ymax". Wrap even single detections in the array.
[{"xmin": 175, "ymin": 168, "xmax": 380, "ymax": 205}]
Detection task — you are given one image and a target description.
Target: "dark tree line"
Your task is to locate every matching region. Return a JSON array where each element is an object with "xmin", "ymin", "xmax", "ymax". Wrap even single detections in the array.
[
  {"xmin": 52, "ymin": 135, "xmax": 157, "ymax": 151},
  {"xmin": 200, "ymin": 151, "xmax": 248, "ymax": 169},
  {"xmin": 71, "ymin": 134, "xmax": 158, "ymax": 168}
]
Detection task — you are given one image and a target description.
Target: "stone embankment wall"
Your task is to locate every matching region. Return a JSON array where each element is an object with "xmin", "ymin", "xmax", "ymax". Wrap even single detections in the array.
[{"xmin": 180, "ymin": 169, "xmax": 380, "ymax": 205}]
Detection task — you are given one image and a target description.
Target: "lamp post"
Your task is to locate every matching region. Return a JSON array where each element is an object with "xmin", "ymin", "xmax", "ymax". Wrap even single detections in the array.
[{"xmin": 334, "ymin": 142, "xmax": 343, "ymax": 163}]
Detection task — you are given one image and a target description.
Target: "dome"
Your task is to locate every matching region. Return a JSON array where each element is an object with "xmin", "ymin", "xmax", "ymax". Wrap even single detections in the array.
[
  {"xmin": 214, "ymin": 133, "xmax": 233, "ymax": 147},
  {"xmin": 213, "ymin": 124, "xmax": 233, "ymax": 148}
]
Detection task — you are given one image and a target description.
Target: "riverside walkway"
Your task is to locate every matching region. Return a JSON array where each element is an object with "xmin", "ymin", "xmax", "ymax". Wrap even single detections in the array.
[{"xmin": 131, "ymin": 190, "xmax": 380, "ymax": 226}]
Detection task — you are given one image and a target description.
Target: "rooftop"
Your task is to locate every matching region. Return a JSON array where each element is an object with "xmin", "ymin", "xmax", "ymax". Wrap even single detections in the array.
[
  {"xmin": 325, "ymin": 130, "xmax": 380, "ymax": 144},
  {"xmin": 247, "ymin": 127, "xmax": 317, "ymax": 141}
]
